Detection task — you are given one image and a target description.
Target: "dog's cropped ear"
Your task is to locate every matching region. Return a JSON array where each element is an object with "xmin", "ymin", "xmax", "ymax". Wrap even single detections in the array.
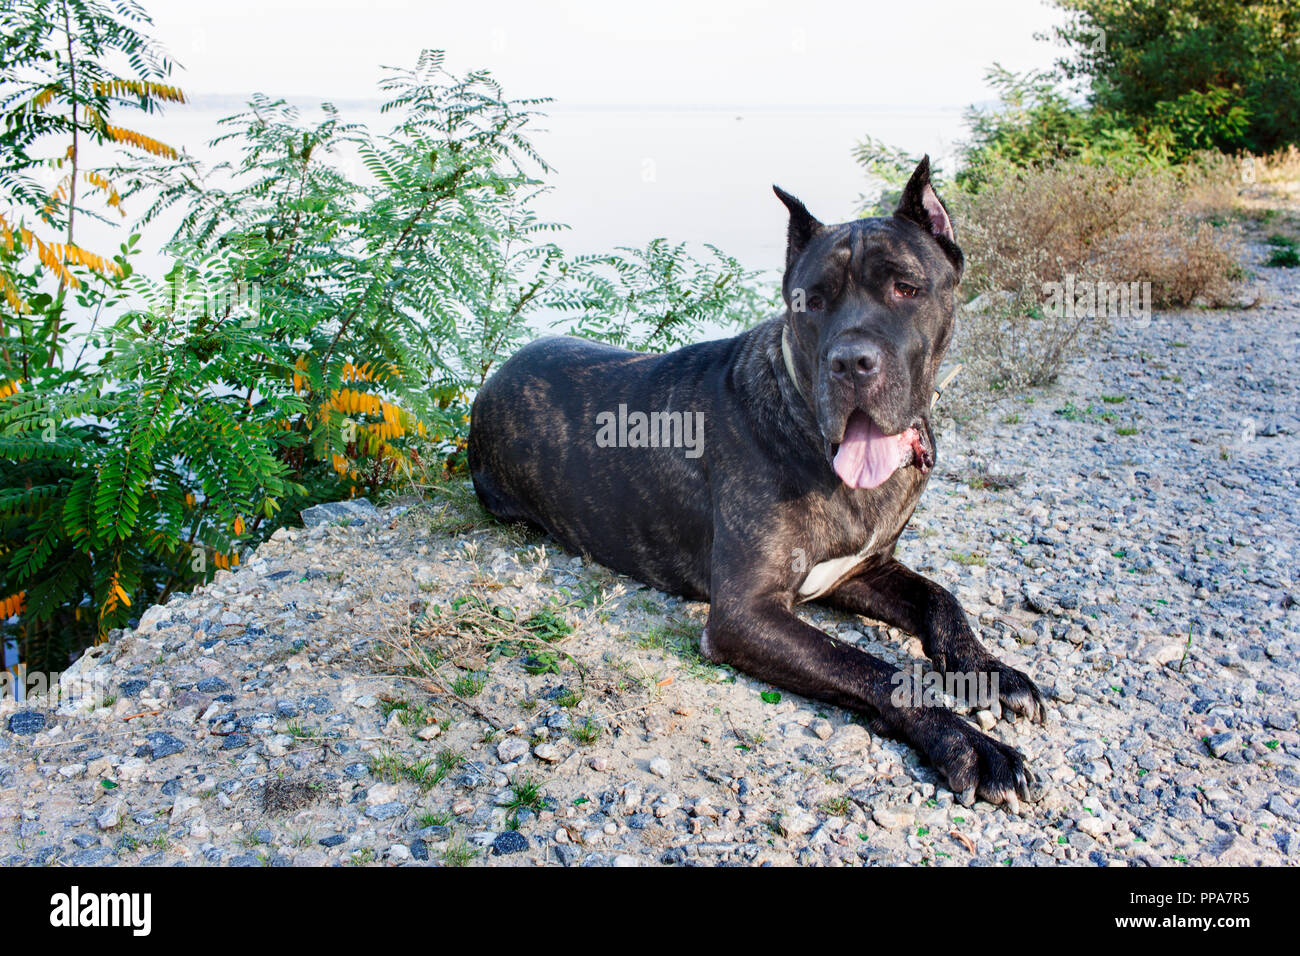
[
  {"xmin": 773, "ymin": 185, "xmax": 823, "ymax": 272},
  {"xmin": 894, "ymin": 156, "xmax": 963, "ymax": 276}
]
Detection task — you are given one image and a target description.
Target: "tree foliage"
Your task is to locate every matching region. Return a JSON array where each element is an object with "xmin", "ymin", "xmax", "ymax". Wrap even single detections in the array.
[{"xmin": 2, "ymin": 16, "xmax": 774, "ymax": 671}]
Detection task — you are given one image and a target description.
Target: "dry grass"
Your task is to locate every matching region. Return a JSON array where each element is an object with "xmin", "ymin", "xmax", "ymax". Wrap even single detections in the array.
[{"xmin": 945, "ymin": 157, "xmax": 1252, "ymax": 410}]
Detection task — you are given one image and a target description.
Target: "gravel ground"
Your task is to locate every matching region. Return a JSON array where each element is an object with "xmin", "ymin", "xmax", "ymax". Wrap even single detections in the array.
[{"xmin": 1, "ymin": 237, "xmax": 1297, "ymax": 868}]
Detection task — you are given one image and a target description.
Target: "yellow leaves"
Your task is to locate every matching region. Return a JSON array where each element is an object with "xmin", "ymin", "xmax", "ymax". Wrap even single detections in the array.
[
  {"xmin": 100, "ymin": 571, "xmax": 130, "ymax": 631},
  {"xmin": 233, "ymin": 515, "xmax": 245, "ymax": 536},
  {"xmin": 10, "ymin": 226, "xmax": 122, "ymax": 289},
  {"xmin": 212, "ymin": 551, "xmax": 239, "ymax": 571},
  {"xmin": 0, "ymin": 592, "xmax": 25, "ymax": 619},
  {"xmin": 0, "ymin": 274, "xmax": 25, "ymax": 315},
  {"xmin": 92, "ymin": 79, "xmax": 187, "ymax": 104},
  {"xmin": 330, "ymin": 388, "xmax": 382, "ymax": 417},
  {"xmin": 331, "ymin": 453, "xmax": 350, "ymax": 475},
  {"xmin": 0, "ymin": 379, "xmax": 22, "ymax": 400},
  {"xmin": 105, "ymin": 125, "xmax": 179, "ymax": 160},
  {"xmin": 184, "ymin": 492, "xmax": 196, "ymax": 509},
  {"xmin": 84, "ymin": 171, "xmax": 124, "ymax": 214},
  {"xmin": 31, "ymin": 87, "xmax": 57, "ymax": 110}
]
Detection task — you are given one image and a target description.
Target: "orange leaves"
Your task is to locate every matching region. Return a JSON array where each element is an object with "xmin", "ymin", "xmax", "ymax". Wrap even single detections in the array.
[
  {"xmin": 0, "ymin": 379, "xmax": 20, "ymax": 400},
  {"xmin": 212, "ymin": 551, "xmax": 239, "ymax": 571},
  {"xmin": 105, "ymin": 125, "xmax": 179, "ymax": 160},
  {"xmin": 0, "ymin": 592, "xmax": 25, "ymax": 619},
  {"xmin": 232, "ymin": 515, "xmax": 245, "ymax": 536},
  {"xmin": 99, "ymin": 571, "xmax": 131, "ymax": 633}
]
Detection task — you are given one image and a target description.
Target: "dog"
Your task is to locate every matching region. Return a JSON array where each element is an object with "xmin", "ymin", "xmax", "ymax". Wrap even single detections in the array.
[{"xmin": 468, "ymin": 158, "xmax": 1044, "ymax": 808}]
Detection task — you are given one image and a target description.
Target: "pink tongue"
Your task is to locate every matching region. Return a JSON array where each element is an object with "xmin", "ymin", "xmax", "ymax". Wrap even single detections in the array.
[{"xmin": 834, "ymin": 412, "xmax": 904, "ymax": 489}]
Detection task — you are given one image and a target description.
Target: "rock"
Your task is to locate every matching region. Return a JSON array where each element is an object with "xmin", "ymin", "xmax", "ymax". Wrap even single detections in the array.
[
  {"xmin": 496, "ymin": 738, "xmax": 528, "ymax": 763},
  {"xmin": 1207, "ymin": 732, "xmax": 1241, "ymax": 760},
  {"xmin": 366, "ymin": 802, "xmax": 407, "ymax": 821},
  {"xmin": 872, "ymin": 807, "xmax": 913, "ymax": 830},
  {"xmin": 780, "ymin": 807, "xmax": 818, "ymax": 836},
  {"xmin": 6, "ymin": 711, "xmax": 45, "ymax": 735},
  {"xmin": 142, "ymin": 732, "xmax": 185, "ymax": 760},
  {"xmin": 1077, "ymin": 814, "xmax": 1108, "ymax": 837},
  {"xmin": 811, "ymin": 719, "xmax": 834, "ymax": 741},
  {"xmin": 299, "ymin": 498, "xmax": 379, "ymax": 528},
  {"xmin": 170, "ymin": 796, "xmax": 201, "ymax": 822},
  {"xmin": 415, "ymin": 723, "xmax": 441, "ymax": 741},
  {"xmin": 533, "ymin": 743, "xmax": 561, "ymax": 762},
  {"xmin": 976, "ymin": 710, "xmax": 997, "ymax": 731},
  {"xmin": 491, "ymin": 830, "xmax": 528, "ymax": 855},
  {"xmin": 135, "ymin": 604, "xmax": 171, "ymax": 634},
  {"xmin": 649, "ymin": 757, "xmax": 672, "ymax": 779},
  {"xmin": 95, "ymin": 799, "xmax": 124, "ymax": 831}
]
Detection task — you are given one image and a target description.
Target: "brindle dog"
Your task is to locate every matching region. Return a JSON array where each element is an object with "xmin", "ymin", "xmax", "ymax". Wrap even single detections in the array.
[{"xmin": 469, "ymin": 158, "xmax": 1044, "ymax": 808}]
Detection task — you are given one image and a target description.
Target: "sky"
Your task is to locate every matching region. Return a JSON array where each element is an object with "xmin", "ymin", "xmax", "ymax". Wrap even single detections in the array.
[
  {"xmin": 76, "ymin": 0, "xmax": 1077, "ymax": 284},
  {"xmin": 146, "ymin": 0, "xmax": 1071, "ymax": 110}
]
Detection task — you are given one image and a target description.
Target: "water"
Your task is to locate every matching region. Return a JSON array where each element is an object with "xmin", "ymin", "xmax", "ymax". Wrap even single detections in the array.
[
  {"xmin": 104, "ymin": 101, "xmax": 969, "ymax": 278},
  {"xmin": 58, "ymin": 102, "xmax": 971, "ymax": 358}
]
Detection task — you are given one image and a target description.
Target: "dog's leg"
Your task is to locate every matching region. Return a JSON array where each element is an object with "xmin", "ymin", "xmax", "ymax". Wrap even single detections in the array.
[
  {"xmin": 703, "ymin": 594, "xmax": 1031, "ymax": 808},
  {"xmin": 823, "ymin": 559, "xmax": 1045, "ymax": 724}
]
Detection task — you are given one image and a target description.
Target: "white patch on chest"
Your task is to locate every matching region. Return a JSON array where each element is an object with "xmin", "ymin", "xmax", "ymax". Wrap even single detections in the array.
[{"xmin": 796, "ymin": 529, "xmax": 880, "ymax": 602}]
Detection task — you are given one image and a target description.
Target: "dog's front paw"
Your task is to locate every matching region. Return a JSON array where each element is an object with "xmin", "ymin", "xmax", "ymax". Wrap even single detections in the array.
[
  {"xmin": 918, "ymin": 712, "xmax": 1033, "ymax": 812},
  {"xmin": 990, "ymin": 663, "xmax": 1046, "ymax": 725}
]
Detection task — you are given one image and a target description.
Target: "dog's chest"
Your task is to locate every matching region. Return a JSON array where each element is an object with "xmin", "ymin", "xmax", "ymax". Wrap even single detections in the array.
[
  {"xmin": 792, "ymin": 478, "xmax": 925, "ymax": 602},
  {"xmin": 795, "ymin": 530, "xmax": 881, "ymax": 602}
]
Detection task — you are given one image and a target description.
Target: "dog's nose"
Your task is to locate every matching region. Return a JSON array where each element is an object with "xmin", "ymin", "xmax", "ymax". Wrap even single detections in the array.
[{"xmin": 827, "ymin": 341, "xmax": 883, "ymax": 384}]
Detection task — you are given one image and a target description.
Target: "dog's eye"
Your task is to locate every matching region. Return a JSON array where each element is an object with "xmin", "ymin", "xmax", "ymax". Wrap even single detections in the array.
[
  {"xmin": 806, "ymin": 294, "xmax": 825, "ymax": 312},
  {"xmin": 894, "ymin": 281, "xmax": 920, "ymax": 299}
]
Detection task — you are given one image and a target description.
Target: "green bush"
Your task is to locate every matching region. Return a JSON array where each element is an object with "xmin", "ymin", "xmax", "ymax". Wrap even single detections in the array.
[
  {"xmin": 0, "ymin": 6, "xmax": 774, "ymax": 670},
  {"xmin": 1050, "ymin": 0, "xmax": 1300, "ymax": 157}
]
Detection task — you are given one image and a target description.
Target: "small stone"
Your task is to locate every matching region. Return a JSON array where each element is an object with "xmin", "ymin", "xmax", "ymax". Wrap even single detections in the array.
[
  {"xmin": 387, "ymin": 844, "xmax": 411, "ymax": 861},
  {"xmin": 872, "ymin": 807, "xmax": 913, "ymax": 830},
  {"xmin": 780, "ymin": 807, "xmax": 817, "ymax": 836},
  {"xmin": 415, "ymin": 723, "xmax": 441, "ymax": 741},
  {"xmin": 366, "ymin": 801, "xmax": 406, "ymax": 821},
  {"xmin": 588, "ymin": 756, "xmax": 609, "ymax": 772},
  {"xmin": 534, "ymin": 743, "xmax": 561, "ymax": 762},
  {"xmin": 95, "ymin": 799, "xmax": 124, "ymax": 831},
  {"xmin": 143, "ymin": 732, "xmax": 185, "ymax": 760},
  {"xmin": 496, "ymin": 738, "xmax": 529, "ymax": 763},
  {"xmin": 170, "ymin": 796, "xmax": 201, "ymax": 823},
  {"xmin": 1207, "ymin": 732, "xmax": 1241, "ymax": 760},
  {"xmin": 975, "ymin": 710, "xmax": 997, "ymax": 731},
  {"xmin": 811, "ymin": 719, "xmax": 834, "ymax": 741},
  {"xmin": 7, "ymin": 711, "xmax": 46, "ymax": 735},
  {"xmin": 491, "ymin": 830, "xmax": 528, "ymax": 856},
  {"xmin": 649, "ymin": 757, "xmax": 672, "ymax": 779},
  {"xmin": 1077, "ymin": 814, "xmax": 1108, "ymax": 837}
]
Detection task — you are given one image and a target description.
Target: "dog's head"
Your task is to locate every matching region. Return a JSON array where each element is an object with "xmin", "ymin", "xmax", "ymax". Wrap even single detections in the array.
[{"xmin": 774, "ymin": 157, "xmax": 962, "ymax": 490}]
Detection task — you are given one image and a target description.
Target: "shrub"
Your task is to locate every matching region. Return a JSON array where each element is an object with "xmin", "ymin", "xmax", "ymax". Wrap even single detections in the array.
[
  {"xmin": 945, "ymin": 159, "xmax": 1243, "ymax": 406},
  {"xmin": 1, "ymin": 25, "xmax": 774, "ymax": 669},
  {"xmin": 1050, "ymin": 0, "xmax": 1300, "ymax": 157}
]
